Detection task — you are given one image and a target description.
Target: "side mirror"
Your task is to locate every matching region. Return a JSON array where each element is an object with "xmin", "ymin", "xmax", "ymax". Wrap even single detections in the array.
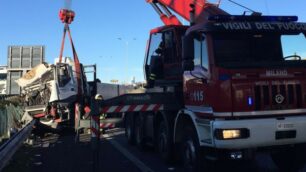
[{"xmin": 182, "ymin": 33, "xmax": 195, "ymax": 71}]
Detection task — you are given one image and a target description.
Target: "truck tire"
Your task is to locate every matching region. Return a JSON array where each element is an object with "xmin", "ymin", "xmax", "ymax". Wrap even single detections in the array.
[
  {"xmin": 125, "ymin": 113, "xmax": 135, "ymax": 145},
  {"xmin": 157, "ymin": 120, "xmax": 172, "ymax": 163},
  {"xmin": 271, "ymin": 144, "xmax": 306, "ymax": 172},
  {"xmin": 135, "ymin": 115, "xmax": 147, "ymax": 150},
  {"xmin": 181, "ymin": 125, "xmax": 212, "ymax": 172}
]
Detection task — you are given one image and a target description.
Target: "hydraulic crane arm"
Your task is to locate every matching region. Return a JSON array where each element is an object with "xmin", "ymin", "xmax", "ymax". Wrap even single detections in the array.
[
  {"xmin": 147, "ymin": 0, "xmax": 228, "ymax": 25},
  {"xmin": 149, "ymin": 2, "xmax": 182, "ymax": 25}
]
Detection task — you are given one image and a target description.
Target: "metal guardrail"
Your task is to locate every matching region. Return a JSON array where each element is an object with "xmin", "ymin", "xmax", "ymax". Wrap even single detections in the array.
[
  {"xmin": 0, "ymin": 95, "xmax": 9, "ymax": 101},
  {"xmin": 0, "ymin": 95, "xmax": 19, "ymax": 101},
  {"xmin": 0, "ymin": 120, "xmax": 35, "ymax": 171}
]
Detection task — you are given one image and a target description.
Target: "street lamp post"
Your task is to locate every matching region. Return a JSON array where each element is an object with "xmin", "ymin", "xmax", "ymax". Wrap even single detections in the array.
[{"xmin": 118, "ymin": 38, "xmax": 136, "ymax": 84}]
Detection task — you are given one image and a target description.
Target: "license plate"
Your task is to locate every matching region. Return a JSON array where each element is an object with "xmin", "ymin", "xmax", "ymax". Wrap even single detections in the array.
[{"xmin": 277, "ymin": 122, "xmax": 294, "ymax": 130}]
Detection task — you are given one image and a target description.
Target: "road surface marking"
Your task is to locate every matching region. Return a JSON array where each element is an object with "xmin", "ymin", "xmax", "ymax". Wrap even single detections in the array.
[
  {"xmin": 168, "ymin": 167, "xmax": 175, "ymax": 171},
  {"xmin": 105, "ymin": 130, "xmax": 125, "ymax": 136},
  {"xmin": 103, "ymin": 133, "xmax": 154, "ymax": 172}
]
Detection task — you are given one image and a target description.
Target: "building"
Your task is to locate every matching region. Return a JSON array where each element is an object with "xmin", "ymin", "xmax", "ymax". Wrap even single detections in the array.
[
  {"xmin": 0, "ymin": 66, "xmax": 7, "ymax": 95},
  {"xmin": 6, "ymin": 46, "xmax": 45, "ymax": 95}
]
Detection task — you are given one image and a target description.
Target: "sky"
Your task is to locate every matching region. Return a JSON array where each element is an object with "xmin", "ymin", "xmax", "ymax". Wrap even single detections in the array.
[{"xmin": 0, "ymin": 0, "xmax": 306, "ymax": 83}]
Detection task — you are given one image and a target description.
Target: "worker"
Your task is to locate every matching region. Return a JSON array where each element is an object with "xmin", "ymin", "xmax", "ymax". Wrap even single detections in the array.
[
  {"xmin": 95, "ymin": 94, "xmax": 103, "ymax": 101},
  {"xmin": 147, "ymin": 41, "xmax": 164, "ymax": 87},
  {"xmin": 94, "ymin": 94, "xmax": 107, "ymax": 134},
  {"xmin": 155, "ymin": 41, "xmax": 165, "ymax": 55}
]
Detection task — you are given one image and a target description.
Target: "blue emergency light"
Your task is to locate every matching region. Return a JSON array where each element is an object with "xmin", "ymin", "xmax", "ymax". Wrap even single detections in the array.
[
  {"xmin": 219, "ymin": 74, "xmax": 231, "ymax": 81},
  {"xmin": 247, "ymin": 96, "xmax": 253, "ymax": 106},
  {"xmin": 208, "ymin": 15, "xmax": 298, "ymax": 22}
]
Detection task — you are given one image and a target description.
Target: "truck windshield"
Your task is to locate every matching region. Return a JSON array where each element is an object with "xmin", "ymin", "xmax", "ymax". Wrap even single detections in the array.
[{"xmin": 213, "ymin": 32, "xmax": 306, "ymax": 68}]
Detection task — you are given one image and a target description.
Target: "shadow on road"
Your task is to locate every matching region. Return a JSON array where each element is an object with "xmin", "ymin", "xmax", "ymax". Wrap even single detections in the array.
[{"xmin": 3, "ymin": 127, "xmax": 306, "ymax": 172}]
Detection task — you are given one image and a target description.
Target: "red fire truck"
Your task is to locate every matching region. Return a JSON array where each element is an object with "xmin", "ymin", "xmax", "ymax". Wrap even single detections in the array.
[{"xmin": 93, "ymin": 0, "xmax": 306, "ymax": 171}]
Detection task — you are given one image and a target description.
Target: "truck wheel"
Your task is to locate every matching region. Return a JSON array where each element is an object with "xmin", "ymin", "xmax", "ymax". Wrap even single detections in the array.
[
  {"xmin": 271, "ymin": 144, "xmax": 306, "ymax": 172},
  {"xmin": 135, "ymin": 115, "xmax": 146, "ymax": 150},
  {"xmin": 181, "ymin": 125, "xmax": 211, "ymax": 172},
  {"xmin": 182, "ymin": 125, "xmax": 200, "ymax": 171},
  {"xmin": 125, "ymin": 113, "xmax": 135, "ymax": 145},
  {"xmin": 157, "ymin": 120, "xmax": 172, "ymax": 162}
]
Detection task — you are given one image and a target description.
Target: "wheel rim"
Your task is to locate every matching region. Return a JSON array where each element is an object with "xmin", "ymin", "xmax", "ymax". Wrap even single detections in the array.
[
  {"xmin": 158, "ymin": 132, "xmax": 167, "ymax": 154},
  {"xmin": 183, "ymin": 139, "xmax": 196, "ymax": 170}
]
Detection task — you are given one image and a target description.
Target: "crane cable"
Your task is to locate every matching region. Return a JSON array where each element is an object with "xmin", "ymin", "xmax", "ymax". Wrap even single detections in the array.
[
  {"xmin": 58, "ymin": 23, "xmax": 82, "ymax": 97},
  {"xmin": 59, "ymin": 24, "xmax": 68, "ymax": 63},
  {"xmin": 264, "ymin": 0, "xmax": 270, "ymax": 15},
  {"xmin": 67, "ymin": 25, "xmax": 82, "ymax": 97}
]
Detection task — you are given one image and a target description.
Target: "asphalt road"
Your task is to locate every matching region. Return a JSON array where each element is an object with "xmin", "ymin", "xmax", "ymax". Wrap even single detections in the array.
[{"xmin": 3, "ymin": 128, "xmax": 306, "ymax": 172}]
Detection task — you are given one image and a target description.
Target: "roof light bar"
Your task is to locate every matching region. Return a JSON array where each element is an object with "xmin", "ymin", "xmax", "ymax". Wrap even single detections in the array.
[{"xmin": 208, "ymin": 15, "xmax": 298, "ymax": 22}]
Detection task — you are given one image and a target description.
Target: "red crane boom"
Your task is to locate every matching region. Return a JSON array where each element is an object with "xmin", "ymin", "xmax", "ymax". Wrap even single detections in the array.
[{"xmin": 147, "ymin": 0, "xmax": 228, "ymax": 25}]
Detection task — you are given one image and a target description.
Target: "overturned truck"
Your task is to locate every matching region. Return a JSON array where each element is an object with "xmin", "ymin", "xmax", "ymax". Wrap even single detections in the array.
[{"xmin": 16, "ymin": 57, "xmax": 94, "ymax": 127}]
